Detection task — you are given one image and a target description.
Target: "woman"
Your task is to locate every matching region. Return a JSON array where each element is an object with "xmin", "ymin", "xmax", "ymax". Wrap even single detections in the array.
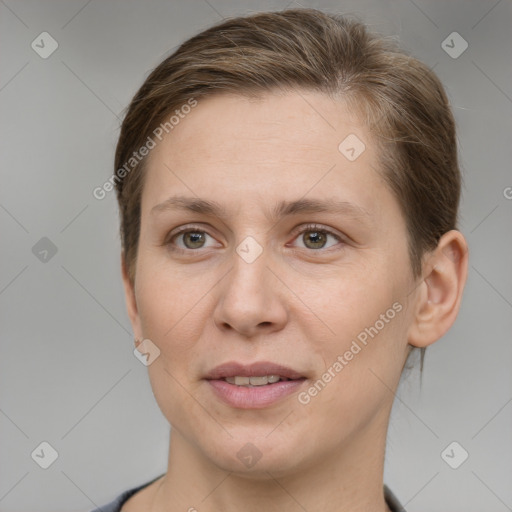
[{"xmin": 92, "ymin": 7, "xmax": 468, "ymax": 512}]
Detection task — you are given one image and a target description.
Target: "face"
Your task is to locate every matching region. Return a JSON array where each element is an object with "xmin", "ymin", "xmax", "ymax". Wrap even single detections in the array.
[{"xmin": 125, "ymin": 90, "xmax": 419, "ymax": 476}]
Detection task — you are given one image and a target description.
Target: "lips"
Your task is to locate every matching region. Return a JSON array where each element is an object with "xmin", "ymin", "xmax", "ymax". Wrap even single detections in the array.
[
  {"xmin": 205, "ymin": 361, "xmax": 306, "ymax": 381},
  {"xmin": 204, "ymin": 361, "xmax": 307, "ymax": 409}
]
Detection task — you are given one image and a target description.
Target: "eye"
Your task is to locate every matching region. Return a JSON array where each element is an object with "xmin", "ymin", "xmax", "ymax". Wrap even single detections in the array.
[
  {"xmin": 289, "ymin": 224, "xmax": 343, "ymax": 251},
  {"xmin": 164, "ymin": 223, "xmax": 345, "ymax": 254},
  {"xmin": 166, "ymin": 226, "xmax": 218, "ymax": 252}
]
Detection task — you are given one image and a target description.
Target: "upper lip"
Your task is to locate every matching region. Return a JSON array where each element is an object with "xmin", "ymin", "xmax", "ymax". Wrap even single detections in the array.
[{"xmin": 205, "ymin": 361, "xmax": 306, "ymax": 380}]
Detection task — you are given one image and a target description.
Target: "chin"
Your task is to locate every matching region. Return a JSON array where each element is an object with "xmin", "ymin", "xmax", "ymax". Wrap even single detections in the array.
[{"xmin": 200, "ymin": 430, "xmax": 310, "ymax": 478}]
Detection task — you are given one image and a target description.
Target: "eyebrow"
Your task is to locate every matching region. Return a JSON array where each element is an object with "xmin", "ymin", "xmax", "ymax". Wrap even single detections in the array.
[{"xmin": 150, "ymin": 195, "xmax": 373, "ymax": 223}]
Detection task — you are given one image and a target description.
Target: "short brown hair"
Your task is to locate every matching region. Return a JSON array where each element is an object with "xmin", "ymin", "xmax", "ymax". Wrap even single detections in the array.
[{"xmin": 114, "ymin": 8, "xmax": 461, "ymax": 292}]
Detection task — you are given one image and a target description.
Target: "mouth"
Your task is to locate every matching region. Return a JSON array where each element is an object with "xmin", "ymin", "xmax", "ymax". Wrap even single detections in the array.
[
  {"xmin": 204, "ymin": 361, "xmax": 307, "ymax": 409},
  {"xmin": 205, "ymin": 361, "xmax": 306, "ymax": 380},
  {"xmin": 223, "ymin": 375, "xmax": 302, "ymax": 386}
]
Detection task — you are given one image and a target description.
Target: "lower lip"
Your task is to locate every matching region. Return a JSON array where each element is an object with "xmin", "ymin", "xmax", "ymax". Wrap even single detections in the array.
[{"xmin": 206, "ymin": 379, "xmax": 306, "ymax": 409}]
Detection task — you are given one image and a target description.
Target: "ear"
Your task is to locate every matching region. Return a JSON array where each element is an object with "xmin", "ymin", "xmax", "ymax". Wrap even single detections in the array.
[
  {"xmin": 407, "ymin": 230, "xmax": 469, "ymax": 348},
  {"xmin": 121, "ymin": 252, "xmax": 143, "ymax": 340}
]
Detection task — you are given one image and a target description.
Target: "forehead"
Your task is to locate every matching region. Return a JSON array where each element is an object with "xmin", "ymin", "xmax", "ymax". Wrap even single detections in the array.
[
  {"xmin": 152, "ymin": 90, "xmax": 365, "ymax": 164},
  {"xmin": 140, "ymin": 90, "xmax": 399, "ymax": 226}
]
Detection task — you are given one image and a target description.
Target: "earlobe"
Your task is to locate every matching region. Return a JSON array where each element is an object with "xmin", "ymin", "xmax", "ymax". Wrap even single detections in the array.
[
  {"xmin": 121, "ymin": 252, "xmax": 143, "ymax": 339},
  {"xmin": 408, "ymin": 230, "xmax": 469, "ymax": 348}
]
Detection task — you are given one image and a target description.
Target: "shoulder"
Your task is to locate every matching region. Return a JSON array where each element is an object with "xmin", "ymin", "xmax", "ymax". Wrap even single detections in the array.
[
  {"xmin": 384, "ymin": 485, "xmax": 406, "ymax": 512},
  {"xmin": 89, "ymin": 474, "xmax": 165, "ymax": 512}
]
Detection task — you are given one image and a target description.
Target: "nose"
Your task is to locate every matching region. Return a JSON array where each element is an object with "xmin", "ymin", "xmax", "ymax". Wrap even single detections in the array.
[{"xmin": 212, "ymin": 246, "xmax": 288, "ymax": 338}]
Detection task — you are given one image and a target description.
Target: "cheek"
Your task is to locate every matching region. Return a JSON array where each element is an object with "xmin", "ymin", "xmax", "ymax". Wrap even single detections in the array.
[
  {"xmin": 300, "ymin": 264, "xmax": 408, "ymax": 402},
  {"xmin": 134, "ymin": 266, "xmax": 210, "ymax": 429},
  {"xmin": 303, "ymin": 263, "xmax": 399, "ymax": 345},
  {"xmin": 296, "ymin": 299, "xmax": 406, "ymax": 445},
  {"xmin": 133, "ymin": 270, "xmax": 209, "ymax": 388},
  {"xmin": 136, "ymin": 252, "xmax": 210, "ymax": 331}
]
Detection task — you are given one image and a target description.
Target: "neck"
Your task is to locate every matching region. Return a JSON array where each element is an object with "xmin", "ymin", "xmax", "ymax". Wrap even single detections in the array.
[{"xmin": 152, "ymin": 412, "xmax": 392, "ymax": 512}]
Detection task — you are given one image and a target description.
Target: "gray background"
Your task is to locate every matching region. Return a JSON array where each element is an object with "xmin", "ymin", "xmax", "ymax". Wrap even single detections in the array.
[{"xmin": 1, "ymin": 0, "xmax": 511, "ymax": 511}]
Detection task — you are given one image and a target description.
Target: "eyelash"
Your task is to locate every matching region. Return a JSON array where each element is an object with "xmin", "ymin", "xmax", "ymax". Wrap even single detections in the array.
[{"xmin": 164, "ymin": 223, "xmax": 345, "ymax": 254}]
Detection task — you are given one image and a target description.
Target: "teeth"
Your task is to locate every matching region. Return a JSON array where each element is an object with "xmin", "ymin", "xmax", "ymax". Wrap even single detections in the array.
[
  {"xmin": 249, "ymin": 376, "xmax": 270, "ymax": 386},
  {"xmin": 225, "ymin": 375, "xmax": 282, "ymax": 386}
]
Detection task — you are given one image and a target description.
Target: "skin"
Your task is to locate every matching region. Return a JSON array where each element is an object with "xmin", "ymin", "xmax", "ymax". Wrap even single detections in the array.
[{"xmin": 120, "ymin": 89, "xmax": 468, "ymax": 512}]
